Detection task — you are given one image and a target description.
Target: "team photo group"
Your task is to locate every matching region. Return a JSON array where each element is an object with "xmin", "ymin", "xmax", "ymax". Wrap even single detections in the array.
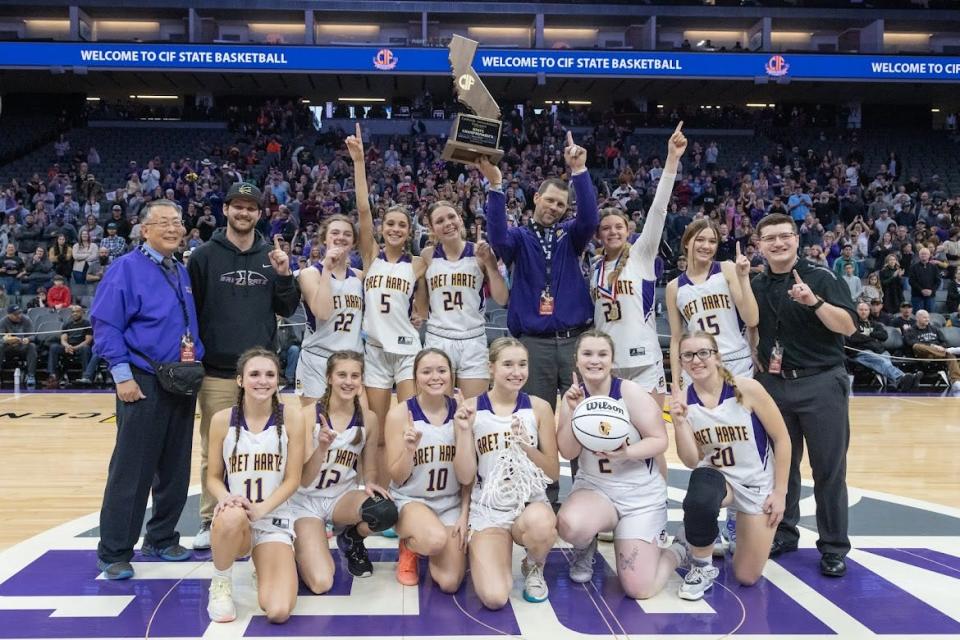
[{"xmin": 90, "ymin": 120, "xmax": 858, "ymax": 625}]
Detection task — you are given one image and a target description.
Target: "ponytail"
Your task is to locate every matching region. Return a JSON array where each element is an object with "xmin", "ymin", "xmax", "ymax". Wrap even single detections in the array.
[{"xmin": 718, "ymin": 366, "xmax": 743, "ymax": 404}]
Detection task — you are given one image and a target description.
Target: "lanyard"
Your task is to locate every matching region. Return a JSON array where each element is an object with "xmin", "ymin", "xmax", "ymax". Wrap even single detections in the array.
[
  {"xmin": 140, "ymin": 247, "xmax": 190, "ymax": 334},
  {"xmin": 529, "ymin": 221, "xmax": 555, "ymax": 294}
]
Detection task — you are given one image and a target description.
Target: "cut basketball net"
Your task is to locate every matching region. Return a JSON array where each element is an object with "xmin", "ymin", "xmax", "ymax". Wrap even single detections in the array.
[
  {"xmin": 454, "ymin": 389, "xmax": 549, "ymax": 521},
  {"xmin": 475, "ymin": 415, "xmax": 550, "ymax": 519}
]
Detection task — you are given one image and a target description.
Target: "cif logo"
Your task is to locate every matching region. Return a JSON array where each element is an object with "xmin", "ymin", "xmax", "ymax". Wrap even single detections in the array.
[
  {"xmin": 457, "ymin": 73, "xmax": 476, "ymax": 92},
  {"xmin": 373, "ymin": 48, "xmax": 398, "ymax": 71},
  {"xmin": 599, "ymin": 421, "xmax": 612, "ymax": 436},
  {"xmin": 765, "ymin": 54, "xmax": 790, "ymax": 77}
]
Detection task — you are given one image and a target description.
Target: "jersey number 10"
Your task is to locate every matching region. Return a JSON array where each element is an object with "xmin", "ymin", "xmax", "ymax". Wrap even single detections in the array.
[{"xmin": 427, "ymin": 468, "xmax": 449, "ymax": 491}]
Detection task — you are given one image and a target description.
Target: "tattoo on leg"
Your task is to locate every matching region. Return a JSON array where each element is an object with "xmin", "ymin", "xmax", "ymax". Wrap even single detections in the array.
[{"xmin": 618, "ymin": 546, "xmax": 640, "ymax": 571}]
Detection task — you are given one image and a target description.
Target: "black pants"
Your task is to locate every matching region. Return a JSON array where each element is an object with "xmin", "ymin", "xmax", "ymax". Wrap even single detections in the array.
[
  {"xmin": 97, "ymin": 367, "xmax": 197, "ymax": 564},
  {"xmin": 518, "ymin": 333, "xmax": 579, "ymax": 507},
  {"xmin": 0, "ymin": 342, "xmax": 37, "ymax": 377},
  {"xmin": 757, "ymin": 366, "xmax": 851, "ymax": 556}
]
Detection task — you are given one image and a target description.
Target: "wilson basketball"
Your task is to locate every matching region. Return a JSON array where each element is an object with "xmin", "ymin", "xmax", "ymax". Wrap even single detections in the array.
[{"xmin": 572, "ymin": 395, "xmax": 636, "ymax": 453}]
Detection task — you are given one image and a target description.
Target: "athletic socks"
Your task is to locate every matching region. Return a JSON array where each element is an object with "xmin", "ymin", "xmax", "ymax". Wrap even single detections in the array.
[{"xmin": 213, "ymin": 566, "xmax": 233, "ymax": 581}]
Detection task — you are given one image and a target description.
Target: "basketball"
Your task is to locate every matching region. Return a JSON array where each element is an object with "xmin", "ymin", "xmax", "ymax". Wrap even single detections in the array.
[{"xmin": 572, "ymin": 395, "xmax": 636, "ymax": 452}]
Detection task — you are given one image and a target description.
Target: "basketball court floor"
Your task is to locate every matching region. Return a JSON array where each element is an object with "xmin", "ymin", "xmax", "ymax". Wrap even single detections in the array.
[{"xmin": 0, "ymin": 391, "xmax": 958, "ymax": 639}]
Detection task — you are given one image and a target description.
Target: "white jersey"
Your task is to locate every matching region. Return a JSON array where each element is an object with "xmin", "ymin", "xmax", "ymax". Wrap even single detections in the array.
[
  {"xmin": 425, "ymin": 242, "xmax": 485, "ymax": 339},
  {"xmin": 674, "ymin": 262, "xmax": 751, "ymax": 364},
  {"xmin": 363, "ymin": 252, "xmax": 421, "ymax": 355},
  {"xmin": 301, "ymin": 265, "xmax": 364, "ymax": 356},
  {"xmin": 685, "ymin": 382, "xmax": 774, "ymax": 491},
  {"xmin": 592, "ymin": 168, "xmax": 675, "ymax": 369},
  {"xmin": 389, "ymin": 396, "xmax": 460, "ymax": 514},
  {"xmin": 574, "ymin": 378, "xmax": 665, "ymax": 495},
  {"xmin": 469, "ymin": 392, "xmax": 546, "ymax": 506},
  {"xmin": 297, "ymin": 404, "xmax": 366, "ymax": 501},
  {"xmin": 222, "ymin": 406, "xmax": 291, "ymax": 524}
]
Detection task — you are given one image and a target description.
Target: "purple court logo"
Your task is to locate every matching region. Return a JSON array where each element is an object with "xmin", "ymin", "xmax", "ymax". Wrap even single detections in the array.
[
  {"xmin": 0, "ymin": 475, "xmax": 957, "ymax": 638},
  {"xmin": 373, "ymin": 48, "xmax": 398, "ymax": 71},
  {"xmin": 765, "ymin": 54, "xmax": 790, "ymax": 77}
]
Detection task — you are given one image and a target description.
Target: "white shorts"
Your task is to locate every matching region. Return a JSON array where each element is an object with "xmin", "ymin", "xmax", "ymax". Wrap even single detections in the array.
[
  {"xmin": 287, "ymin": 490, "xmax": 350, "ymax": 523},
  {"xmin": 251, "ymin": 511, "xmax": 296, "ymax": 548},
  {"xmin": 364, "ymin": 342, "xmax": 416, "ymax": 389},
  {"xmin": 467, "ymin": 493, "xmax": 548, "ymax": 533},
  {"xmin": 396, "ymin": 495, "xmax": 461, "ymax": 526},
  {"xmin": 726, "ymin": 476, "xmax": 774, "ymax": 516},
  {"xmin": 571, "ymin": 476, "xmax": 668, "ymax": 543},
  {"xmin": 424, "ymin": 332, "xmax": 489, "ymax": 380},
  {"xmin": 615, "ymin": 361, "xmax": 667, "ymax": 396},
  {"xmin": 295, "ymin": 350, "xmax": 328, "ymax": 399}
]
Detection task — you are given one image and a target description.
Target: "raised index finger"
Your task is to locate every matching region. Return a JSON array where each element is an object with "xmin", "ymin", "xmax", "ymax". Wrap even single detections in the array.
[
  {"xmin": 274, "ymin": 234, "xmax": 282, "ymax": 252},
  {"xmin": 355, "ymin": 122, "xmax": 361, "ymax": 138},
  {"xmin": 792, "ymin": 269, "xmax": 804, "ymax": 285},
  {"xmin": 735, "ymin": 242, "xmax": 742, "ymax": 258},
  {"xmin": 565, "ymin": 130, "xmax": 575, "ymax": 148},
  {"xmin": 674, "ymin": 120, "xmax": 684, "ymax": 134}
]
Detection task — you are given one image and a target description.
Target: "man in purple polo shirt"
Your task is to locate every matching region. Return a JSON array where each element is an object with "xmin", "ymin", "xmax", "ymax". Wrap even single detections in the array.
[{"xmin": 480, "ymin": 131, "xmax": 597, "ymax": 505}]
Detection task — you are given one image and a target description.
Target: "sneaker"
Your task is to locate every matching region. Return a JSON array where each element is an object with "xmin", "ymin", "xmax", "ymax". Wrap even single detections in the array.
[
  {"xmin": 952, "ymin": 381, "xmax": 960, "ymax": 397},
  {"xmin": 521, "ymin": 557, "xmax": 548, "ymax": 602},
  {"xmin": 670, "ymin": 525, "xmax": 690, "ymax": 568},
  {"xmin": 896, "ymin": 372, "xmax": 918, "ymax": 392},
  {"xmin": 193, "ymin": 522, "xmax": 211, "ymax": 550},
  {"xmin": 96, "ymin": 559, "xmax": 134, "ymax": 580},
  {"xmin": 207, "ymin": 576, "xmax": 236, "ymax": 623},
  {"xmin": 568, "ymin": 537, "xmax": 598, "ymax": 584},
  {"xmin": 678, "ymin": 563, "xmax": 719, "ymax": 601},
  {"xmin": 396, "ymin": 540, "xmax": 419, "ymax": 586},
  {"xmin": 336, "ymin": 525, "xmax": 373, "ymax": 577},
  {"xmin": 381, "ymin": 527, "xmax": 398, "ymax": 539},
  {"xmin": 76, "ymin": 377, "xmax": 92, "ymax": 385},
  {"xmin": 722, "ymin": 510, "xmax": 737, "ymax": 556},
  {"xmin": 141, "ymin": 543, "xmax": 192, "ymax": 562},
  {"xmin": 25, "ymin": 375, "xmax": 36, "ymax": 388}
]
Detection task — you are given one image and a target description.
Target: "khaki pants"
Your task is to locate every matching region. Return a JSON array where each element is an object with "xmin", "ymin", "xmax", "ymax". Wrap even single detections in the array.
[
  {"xmin": 913, "ymin": 344, "xmax": 960, "ymax": 383},
  {"xmin": 198, "ymin": 375, "xmax": 240, "ymax": 524}
]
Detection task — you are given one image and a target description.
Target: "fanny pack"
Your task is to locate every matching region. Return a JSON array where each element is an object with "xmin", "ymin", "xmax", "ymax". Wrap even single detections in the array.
[{"xmin": 130, "ymin": 346, "xmax": 205, "ymax": 396}]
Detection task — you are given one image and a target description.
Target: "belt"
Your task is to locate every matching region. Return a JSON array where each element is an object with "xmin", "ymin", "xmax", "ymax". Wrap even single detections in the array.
[
  {"xmin": 776, "ymin": 365, "xmax": 835, "ymax": 380},
  {"xmin": 521, "ymin": 324, "xmax": 590, "ymax": 340}
]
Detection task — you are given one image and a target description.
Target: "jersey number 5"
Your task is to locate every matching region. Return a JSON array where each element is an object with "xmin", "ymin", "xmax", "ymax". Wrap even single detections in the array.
[{"xmin": 380, "ymin": 293, "xmax": 391, "ymax": 313}]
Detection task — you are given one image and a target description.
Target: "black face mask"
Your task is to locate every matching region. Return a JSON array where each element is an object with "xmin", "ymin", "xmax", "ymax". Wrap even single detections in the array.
[{"xmin": 99, "ymin": 256, "xmax": 109, "ymax": 266}]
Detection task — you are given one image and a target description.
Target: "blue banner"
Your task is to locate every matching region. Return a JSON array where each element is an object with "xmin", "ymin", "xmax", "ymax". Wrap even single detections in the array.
[{"xmin": 2, "ymin": 41, "xmax": 960, "ymax": 82}]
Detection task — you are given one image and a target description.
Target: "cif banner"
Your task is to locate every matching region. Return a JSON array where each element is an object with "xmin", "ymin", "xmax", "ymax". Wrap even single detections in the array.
[{"xmin": 3, "ymin": 41, "xmax": 960, "ymax": 82}]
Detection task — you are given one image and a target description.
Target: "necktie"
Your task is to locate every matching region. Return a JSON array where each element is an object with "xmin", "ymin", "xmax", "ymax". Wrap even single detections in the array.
[{"xmin": 162, "ymin": 257, "xmax": 175, "ymax": 272}]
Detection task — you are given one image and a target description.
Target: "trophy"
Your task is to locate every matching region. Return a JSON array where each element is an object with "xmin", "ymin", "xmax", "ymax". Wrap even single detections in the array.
[{"xmin": 441, "ymin": 35, "xmax": 504, "ymax": 164}]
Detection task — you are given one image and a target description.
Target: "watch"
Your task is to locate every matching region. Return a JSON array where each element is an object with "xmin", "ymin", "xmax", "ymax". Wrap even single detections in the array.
[{"xmin": 809, "ymin": 296, "xmax": 825, "ymax": 310}]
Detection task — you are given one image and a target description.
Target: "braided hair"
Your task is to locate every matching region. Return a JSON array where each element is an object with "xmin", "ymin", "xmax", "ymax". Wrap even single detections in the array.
[
  {"xmin": 232, "ymin": 347, "xmax": 285, "ymax": 462},
  {"xmin": 678, "ymin": 330, "xmax": 741, "ymax": 403},
  {"xmin": 320, "ymin": 350, "xmax": 366, "ymax": 445},
  {"xmin": 594, "ymin": 208, "xmax": 632, "ymax": 300}
]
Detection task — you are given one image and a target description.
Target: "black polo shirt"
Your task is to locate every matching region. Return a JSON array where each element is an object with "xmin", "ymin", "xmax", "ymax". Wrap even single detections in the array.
[{"xmin": 751, "ymin": 258, "xmax": 858, "ymax": 370}]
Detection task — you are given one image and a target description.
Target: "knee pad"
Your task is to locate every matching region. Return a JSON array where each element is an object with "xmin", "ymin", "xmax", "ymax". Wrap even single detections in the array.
[
  {"xmin": 360, "ymin": 494, "xmax": 398, "ymax": 532},
  {"xmin": 682, "ymin": 467, "xmax": 727, "ymax": 548}
]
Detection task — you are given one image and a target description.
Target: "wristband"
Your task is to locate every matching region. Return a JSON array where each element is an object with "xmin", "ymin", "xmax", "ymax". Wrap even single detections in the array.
[
  {"xmin": 488, "ymin": 183, "xmax": 503, "ymax": 192},
  {"xmin": 810, "ymin": 296, "xmax": 825, "ymax": 310}
]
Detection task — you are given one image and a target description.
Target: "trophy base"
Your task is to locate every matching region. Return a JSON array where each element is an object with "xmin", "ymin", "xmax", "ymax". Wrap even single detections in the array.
[
  {"xmin": 441, "ymin": 143, "xmax": 504, "ymax": 165},
  {"xmin": 441, "ymin": 113, "xmax": 503, "ymax": 165}
]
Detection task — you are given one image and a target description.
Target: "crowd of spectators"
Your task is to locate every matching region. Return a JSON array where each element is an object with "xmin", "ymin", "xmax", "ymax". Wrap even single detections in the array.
[{"xmin": 0, "ymin": 95, "xmax": 958, "ymax": 389}]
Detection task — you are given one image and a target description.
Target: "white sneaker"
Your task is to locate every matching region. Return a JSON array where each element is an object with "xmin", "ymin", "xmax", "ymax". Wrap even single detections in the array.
[
  {"xmin": 679, "ymin": 563, "xmax": 719, "ymax": 601},
  {"xmin": 568, "ymin": 537, "xmax": 597, "ymax": 583},
  {"xmin": 951, "ymin": 381, "xmax": 960, "ymax": 396},
  {"xmin": 670, "ymin": 525, "xmax": 689, "ymax": 568},
  {"xmin": 946, "ymin": 347, "xmax": 960, "ymax": 356},
  {"xmin": 207, "ymin": 576, "xmax": 236, "ymax": 623},
  {"xmin": 521, "ymin": 557, "xmax": 549, "ymax": 602},
  {"xmin": 711, "ymin": 533, "xmax": 726, "ymax": 558},
  {"xmin": 193, "ymin": 522, "xmax": 211, "ymax": 550}
]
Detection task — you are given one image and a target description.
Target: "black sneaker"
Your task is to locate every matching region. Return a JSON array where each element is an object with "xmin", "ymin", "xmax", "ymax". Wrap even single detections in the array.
[{"xmin": 336, "ymin": 525, "xmax": 373, "ymax": 577}]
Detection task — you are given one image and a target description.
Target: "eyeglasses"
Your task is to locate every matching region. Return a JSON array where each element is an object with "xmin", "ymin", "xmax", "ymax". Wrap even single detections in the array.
[
  {"xmin": 759, "ymin": 231, "xmax": 797, "ymax": 244},
  {"xmin": 144, "ymin": 220, "xmax": 185, "ymax": 229},
  {"xmin": 679, "ymin": 348, "xmax": 718, "ymax": 363}
]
